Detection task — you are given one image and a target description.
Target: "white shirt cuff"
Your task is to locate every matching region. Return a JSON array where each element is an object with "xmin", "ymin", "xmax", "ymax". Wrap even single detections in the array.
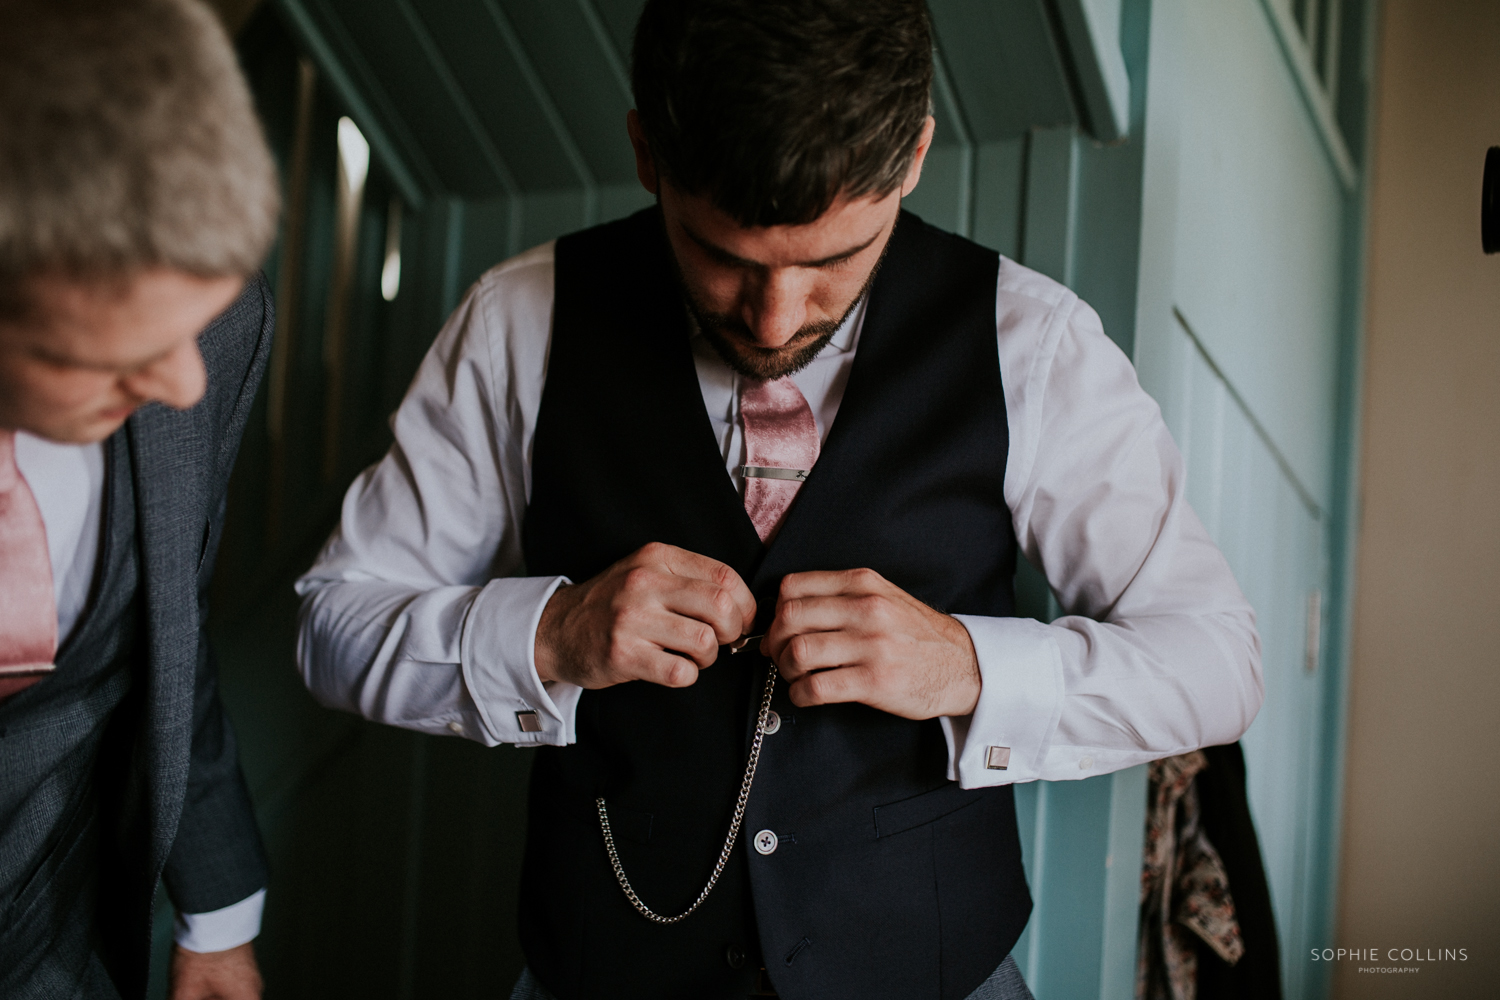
[
  {"xmin": 942, "ymin": 615, "xmax": 1065, "ymax": 787},
  {"xmin": 461, "ymin": 575, "xmax": 581, "ymax": 746},
  {"xmin": 174, "ymin": 888, "xmax": 265, "ymax": 953}
]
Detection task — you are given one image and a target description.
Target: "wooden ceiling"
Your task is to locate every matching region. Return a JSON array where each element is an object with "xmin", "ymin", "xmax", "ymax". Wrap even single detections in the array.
[{"xmin": 268, "ymin": 0, "xmax": 1130, "ymax": 208}]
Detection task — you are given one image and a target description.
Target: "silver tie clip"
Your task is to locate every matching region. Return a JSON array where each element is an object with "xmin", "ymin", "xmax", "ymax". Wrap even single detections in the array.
[{"xmin": 740, "ymin": 465, "xmax": 809, "ymax": 482}]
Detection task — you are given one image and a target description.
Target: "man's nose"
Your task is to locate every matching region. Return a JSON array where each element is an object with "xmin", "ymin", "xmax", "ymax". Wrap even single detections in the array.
[
  {"xmin": 743, "ymin": 270, "xmax": 810, "ymax": 348},
  {"xmin": 125, "ymin": 339, "xmax": 208, "ymax": 411}
]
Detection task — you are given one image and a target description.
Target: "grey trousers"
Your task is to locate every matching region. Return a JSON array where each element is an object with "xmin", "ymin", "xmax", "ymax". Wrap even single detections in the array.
[{"xmin": 509, "ymin": 953, "xmax": 1035, "ymax": 1000}]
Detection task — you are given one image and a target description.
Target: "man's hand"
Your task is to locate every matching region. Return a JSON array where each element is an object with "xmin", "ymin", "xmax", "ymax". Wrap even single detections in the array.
[
  {"xmin": 169, "ymin": 942, "xmax": 262, "ymax": 1000},
  {"xmin": 535, "ymin": 542, "xmax": 757, "ymax": 689},
  {"xmin": 762, "ymin": 568, "xmax": 981, "ymax": 719}
]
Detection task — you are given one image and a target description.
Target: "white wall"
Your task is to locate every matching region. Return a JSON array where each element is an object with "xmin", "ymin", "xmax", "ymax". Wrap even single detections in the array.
[{"xmin": 1335, "ymin": 3, "xmax": 1500, "ymax": 998}]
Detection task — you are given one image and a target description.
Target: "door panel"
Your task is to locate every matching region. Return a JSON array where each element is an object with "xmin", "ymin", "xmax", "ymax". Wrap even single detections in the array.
[
  {"xmin": 1135, "ymin": 3, "xmax": 1357, "ymax": 995},
  {"xmin": 1153, "ymin": 312, "xmax": 1326, "ymax": 997},
  {"xmin": 1170, "ymin": 0, "xmax": 1345, "ymax": 509}
]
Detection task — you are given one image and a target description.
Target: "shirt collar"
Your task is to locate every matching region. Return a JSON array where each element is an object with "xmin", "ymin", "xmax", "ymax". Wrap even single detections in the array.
[{"xmin": 828, "ymin": 293, "xmax": 868, "ymax": 355}]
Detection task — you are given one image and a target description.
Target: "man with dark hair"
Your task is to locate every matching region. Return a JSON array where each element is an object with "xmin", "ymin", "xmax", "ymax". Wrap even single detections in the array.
[
  {"xmin": 298, "ymin": 1, "xmax": 1261, "ymax": 997},
  {"xmin": 0, "ymin": 0, "xmax": 277, "ymax": 997}
]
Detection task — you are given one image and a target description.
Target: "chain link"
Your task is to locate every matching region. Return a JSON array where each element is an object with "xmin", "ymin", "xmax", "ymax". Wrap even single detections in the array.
[{"xmin": 596, "ymin": 662, "xmax": 779, "ymax": 924}]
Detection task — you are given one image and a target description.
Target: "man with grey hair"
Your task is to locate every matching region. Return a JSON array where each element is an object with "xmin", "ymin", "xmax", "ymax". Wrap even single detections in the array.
[{"xmin": 0, "ymin": 0, "xmax": 279, "ymax": 997}]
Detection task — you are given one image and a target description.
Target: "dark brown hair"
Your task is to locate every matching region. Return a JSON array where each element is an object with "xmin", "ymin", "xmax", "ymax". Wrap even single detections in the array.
[
  {"xmin": 0, "ymin": 0, "xmax": 279, "ymax": 316},
  {"xmin": 632, "ymin": 0, "xmax": 933, "ymax": 227}
]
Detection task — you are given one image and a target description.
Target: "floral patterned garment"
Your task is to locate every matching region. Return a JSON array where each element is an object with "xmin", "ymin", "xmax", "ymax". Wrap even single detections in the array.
[{"xmin": 1137, "ymin": 751, "xmax": 1246, "ymax": 1000}]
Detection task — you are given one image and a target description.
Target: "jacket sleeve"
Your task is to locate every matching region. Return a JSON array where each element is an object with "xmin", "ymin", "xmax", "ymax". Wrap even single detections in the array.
[{"xmin": 159, "ymin": 274, "xmax": 274, "ymax": 917}]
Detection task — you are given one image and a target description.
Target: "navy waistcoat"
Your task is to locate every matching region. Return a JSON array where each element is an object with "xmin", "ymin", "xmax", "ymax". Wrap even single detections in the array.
[{"xmin": 520, "ymin": 208, "xmax": 1030, "ymax": 1000}]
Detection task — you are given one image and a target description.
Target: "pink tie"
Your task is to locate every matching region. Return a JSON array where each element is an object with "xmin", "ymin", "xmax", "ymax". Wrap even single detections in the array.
[
  {"xmin": 739, "ymin": 377, "xmax": 820, "ymax": 543},
  {"xmin": 0, "ymin": 430, "xmax": 57, "ymax": 700}
]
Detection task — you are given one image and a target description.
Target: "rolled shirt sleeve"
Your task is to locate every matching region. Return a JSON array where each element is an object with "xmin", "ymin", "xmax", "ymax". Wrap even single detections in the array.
[{"xmin": 943, "ymin": 265, "xmax": 1263, "ymax": 787}]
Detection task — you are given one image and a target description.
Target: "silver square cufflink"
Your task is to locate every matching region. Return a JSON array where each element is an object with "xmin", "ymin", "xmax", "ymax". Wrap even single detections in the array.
[
  {"xmin": 986, "ymin": 746, "xmax": 1011, "ymax": 771},
  {"xmin": 516, "ymin": 709, "xmax": 543, "ymax": 733}
]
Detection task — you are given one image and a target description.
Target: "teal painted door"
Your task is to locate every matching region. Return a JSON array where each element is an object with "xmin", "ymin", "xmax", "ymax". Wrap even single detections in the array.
[{"xmin": 1133, "ymin": 1, "xmax": 1367, "ymax": 997}]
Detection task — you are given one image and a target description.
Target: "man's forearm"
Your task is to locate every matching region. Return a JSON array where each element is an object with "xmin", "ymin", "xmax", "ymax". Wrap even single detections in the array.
[
  {"xmin": 296, "ymin": 574, "xmax": 577, "ymax": 746},
  {"xmin": 946, "ymin": 607, "xmax": 1261, "ymax": 787}
]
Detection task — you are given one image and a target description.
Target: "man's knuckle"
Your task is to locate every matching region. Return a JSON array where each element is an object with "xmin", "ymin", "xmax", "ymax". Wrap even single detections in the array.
[
  {"xmin": 805, "ymin": 672, "xmax": 833, "ymax": 702},
  {"xmin": 621, "ymin": 566, "xmax": 655, "ymax": 595},
  {"xmin": 710, "ymin": 585, "xmax": 736, "ymax": 620},
  {"xmin": 668, "ymin": 658, "xmax": 696, "ymax": 686}
]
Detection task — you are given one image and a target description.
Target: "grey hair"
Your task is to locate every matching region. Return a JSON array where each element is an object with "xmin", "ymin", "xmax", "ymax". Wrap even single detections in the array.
[{"xmin": 0, "ymin": 0, "xmax": 280, "ymax": 314}]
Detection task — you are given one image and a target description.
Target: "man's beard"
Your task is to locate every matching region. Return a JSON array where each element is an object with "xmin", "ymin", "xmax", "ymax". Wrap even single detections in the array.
[{"xmin": 685, "ymin": 239, "xmax": 891, "ymax": 382}]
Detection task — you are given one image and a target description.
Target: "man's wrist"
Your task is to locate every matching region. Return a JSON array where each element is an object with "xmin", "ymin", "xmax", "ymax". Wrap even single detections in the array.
[
  {"xmin": 938, "ymin": 612, "xmax": 983, "ymax": 718},
  {"xmin": 533, "ymin": 581, "xmax": 576, "ymax": 685},
  {"xmin": 460, "ymin": 575, "xmax": 578, "ymax": 745},
  {"xmin": 948, "ymin": 614, "xmax": 1065, "ymax": 786}
]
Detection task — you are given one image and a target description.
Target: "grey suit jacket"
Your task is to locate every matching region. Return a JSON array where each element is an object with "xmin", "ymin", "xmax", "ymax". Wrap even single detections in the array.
[
  {"xmin": 1, "ymin": 276, "xmax": 275, "ymax": 999},
  {"xmin": 131, "ymin": 275, "xmax": 272, "ymax": 889}
]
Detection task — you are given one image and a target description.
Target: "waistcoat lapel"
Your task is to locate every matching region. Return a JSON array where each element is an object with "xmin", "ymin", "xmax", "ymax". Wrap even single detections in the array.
[
  {"xmin": 525, "ymin": 208, "xmax": 762, "ymax": 584},
  {"xmin": 750, "ymin": 211, "xmax": 1012, "ymax": 619}
]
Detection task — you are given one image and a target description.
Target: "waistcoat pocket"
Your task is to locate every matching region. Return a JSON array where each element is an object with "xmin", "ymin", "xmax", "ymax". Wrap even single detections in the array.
[{"xmin": 873, "ymin": 781, "xmax": 984, "ymax": 838}]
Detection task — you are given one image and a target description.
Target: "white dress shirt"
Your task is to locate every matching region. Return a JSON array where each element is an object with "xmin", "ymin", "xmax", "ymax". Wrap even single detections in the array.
[
  {"xmin": 295, "ymin": 241, "xmax": 1262, "ymax": 786},
  {"xmin": 14, "ymin": 433, "xmax": 264, "ymax": 952}
]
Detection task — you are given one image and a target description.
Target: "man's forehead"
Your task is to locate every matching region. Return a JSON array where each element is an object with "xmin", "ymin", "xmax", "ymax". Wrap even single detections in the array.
[
  {"xmin": 3, "ymin": 269, "xmax": 241, "ymax": 369},
  {"xmin": 665, "ymin": 183, "xmax": 899, "ymax": 268}
]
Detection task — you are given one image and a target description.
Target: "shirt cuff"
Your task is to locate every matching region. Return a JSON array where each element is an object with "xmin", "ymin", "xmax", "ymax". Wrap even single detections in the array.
[
  {"xmin": 174, "ymin": 888, "xmax": 265, "ymax": 953},
  {"xmin": 942, "ymin": 615, "xmax": 1065, "ymax": 787},
  {"xmin": 461, "ymin": 575, "xmax": 581, "ymax": 746}
]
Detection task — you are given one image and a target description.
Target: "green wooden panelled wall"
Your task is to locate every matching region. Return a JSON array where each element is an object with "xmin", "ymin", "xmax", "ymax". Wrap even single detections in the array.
[{"xmin": 142, "ymin": 1, "xmax": 1371, "ymax": 997}]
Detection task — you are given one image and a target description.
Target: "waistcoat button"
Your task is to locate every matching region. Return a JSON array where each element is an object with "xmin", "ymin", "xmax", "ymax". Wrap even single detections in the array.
[
  {"xmin": 761, "ymin": 710, "xmax": 781, "ymax": 735},
  {"xmin": 753, "ymin": 829, "xmax": 778, "ymax": 855},
  {"xmin": 725, "ymin": 944, "xmax": 746, "ymax": 970}
]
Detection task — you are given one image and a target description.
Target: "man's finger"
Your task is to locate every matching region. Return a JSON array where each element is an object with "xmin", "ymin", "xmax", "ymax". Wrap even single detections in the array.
[
  {"xmin": 637, "ymin": 650, "xmax": 701, "ymax": 688},
  {"xmin": 765, "ymin": 594, "xmax": 867, "ymax": 648},
  {"xmin": 640, "ymin": 542, "xmax": 757, "ymax": 634},
  {"xmin": 774, "ymin": 628, "xmax": 866, "ymax": 681},
  {"xmin": 777, "ymin": 566, "xmax": 887, "ymax": 602},
  {"xmin": 660, "ymin": 576, "xmax": 757, "ymax": 644},
  {"xmin": 763, "ymin": 592, "xmax": 893, "ymax": 662},
  {"xmin": 633, "ymin": 610, "xmax": 721, "ymax": 669},
  {"xmin": 787, "ymin": 663, "xmax": 877, "ymax": 708}
]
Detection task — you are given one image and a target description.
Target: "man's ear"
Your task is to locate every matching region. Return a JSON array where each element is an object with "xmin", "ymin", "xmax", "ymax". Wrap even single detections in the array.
[
  {"xmin": 626, "ymin": 110, "xmax": 659, "ymax": 195},
  {"xmin": 899, "ymin": 116, "xmax": 937, "ymax": 198}
]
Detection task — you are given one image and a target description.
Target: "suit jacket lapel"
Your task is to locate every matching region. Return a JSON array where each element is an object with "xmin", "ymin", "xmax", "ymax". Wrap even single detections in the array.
[{"xmin": 127, "ymin": 400, "xmax": 211, "ymax": 873}]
